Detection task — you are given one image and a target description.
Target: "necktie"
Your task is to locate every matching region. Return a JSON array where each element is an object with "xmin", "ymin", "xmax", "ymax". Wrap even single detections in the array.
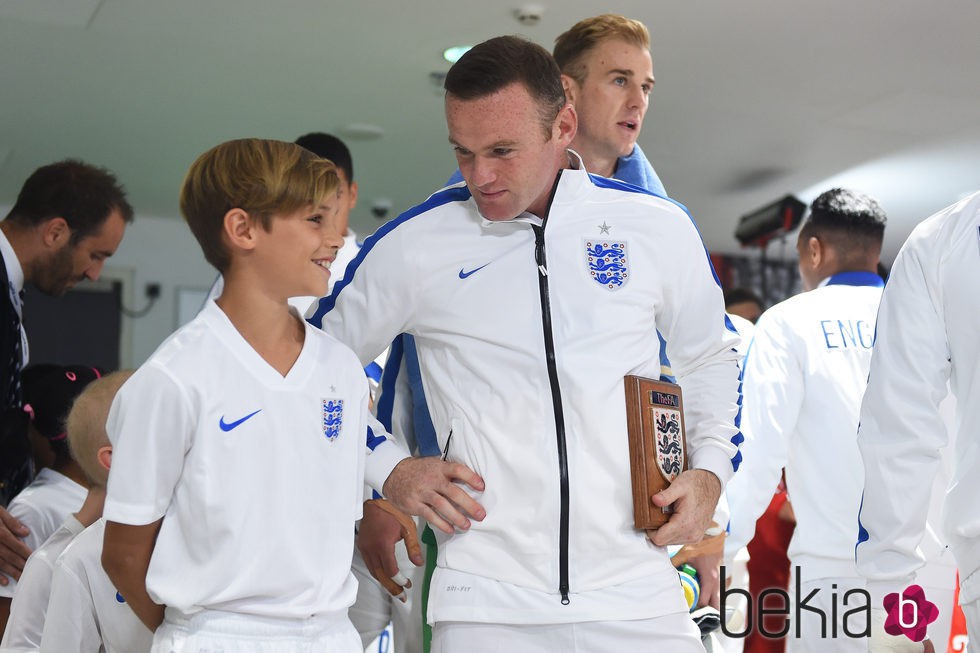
[{"xmin": 5, "ymin": 288, "xmax": 23, "ymax": 409}]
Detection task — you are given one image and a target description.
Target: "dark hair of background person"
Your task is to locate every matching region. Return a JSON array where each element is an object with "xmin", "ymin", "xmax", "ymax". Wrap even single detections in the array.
[
  {"xmin": 21, "ymin": 364, "xmax": 105, "ymax": 465},
  {"xmin": 799, "ymin": 188, "xmax": 887, "ymax": 254},
  {"xmin": 724, "ymin": 287, "xmax": 763, "ymax": 311},
  {"xmin": 4, "ymin": 160, "xmax": 134, "ymax": 244},
  {"xmin": 295, "ymin": 132, "xmax": 354, "ymax": 183}
]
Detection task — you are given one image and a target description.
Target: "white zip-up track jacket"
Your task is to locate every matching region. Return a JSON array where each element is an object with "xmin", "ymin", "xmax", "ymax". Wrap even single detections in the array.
[
  {"xmin": 311, "ymin": 163, "xmax": 742, "ymax": 606},
  {"xmin": 856, "ymin": 191, "xmax": 980, "ymax": 604}
]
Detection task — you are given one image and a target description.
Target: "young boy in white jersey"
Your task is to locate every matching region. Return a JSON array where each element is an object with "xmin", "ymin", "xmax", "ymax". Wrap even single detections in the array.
[
  {"xmin": 37, "ymin": 370, "xmax": 151, "ymax": 653},
  {"xmin": 100, "ymin": 138, "xmax": 397, "ymax": 652}
]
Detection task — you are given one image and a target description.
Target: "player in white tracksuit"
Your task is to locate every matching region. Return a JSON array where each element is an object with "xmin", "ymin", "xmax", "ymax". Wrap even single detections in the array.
[
  {"xmin": 856, "ymin": 191, "xmax": 980, "ymax": 651},
  {"xmin": 312, "ymin": 158, "xmax": 741, "ymax": 648},
  {"xmin": 725, "ymin": 189, "xmax": 888, "ymax": 652},
  {"xmin": 310, "ymin": 39, "xmax": 741, "ymax": 650}
]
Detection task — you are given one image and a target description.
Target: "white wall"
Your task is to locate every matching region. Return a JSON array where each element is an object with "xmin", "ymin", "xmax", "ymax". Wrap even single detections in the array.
[{"xmin": 105, "ymin": 212, "xmax": 216, "ymax": 366}]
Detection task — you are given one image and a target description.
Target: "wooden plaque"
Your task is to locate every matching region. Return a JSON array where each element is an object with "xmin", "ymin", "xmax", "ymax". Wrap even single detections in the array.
[{"xmin": 624, "ymin": 375, "xmax": 688, "ymax": 530}]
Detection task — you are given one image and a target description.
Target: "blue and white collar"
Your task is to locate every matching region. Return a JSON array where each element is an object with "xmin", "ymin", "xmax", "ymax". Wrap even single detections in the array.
[{"xmin": 820, "ymin": 270, "xmax": 885, "ymax": 289}]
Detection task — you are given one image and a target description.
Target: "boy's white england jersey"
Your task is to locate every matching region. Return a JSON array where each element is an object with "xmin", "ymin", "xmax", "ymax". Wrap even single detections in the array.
[{"xmin": 104, "ymin": 300, "xmax": 381, "ymax": 618}]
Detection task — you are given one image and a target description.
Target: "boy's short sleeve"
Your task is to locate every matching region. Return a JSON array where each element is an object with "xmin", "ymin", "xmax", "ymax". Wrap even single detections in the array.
[
  {"xmin": 103, "ymin": 364, "xmax": 194, "ymax": 525},
  {"xmin": 39, "ymin": 561, "xmax": 100, "ymax": 653}
]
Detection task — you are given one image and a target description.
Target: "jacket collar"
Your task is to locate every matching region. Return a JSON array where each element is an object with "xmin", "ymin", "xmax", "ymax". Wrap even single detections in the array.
[{"xmin": 820, "ymin": 271, "xmax": 885, "ymax": 288}]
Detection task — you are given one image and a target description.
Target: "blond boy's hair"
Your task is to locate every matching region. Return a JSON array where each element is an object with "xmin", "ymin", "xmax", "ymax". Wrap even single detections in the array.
[
  {"xmin": 179, "ymin": 138, "xmax": 340, "ymax": 271},
  {"xmin": 553, "ymin": 14, "xmax": 651, "ymax": 86},
  {"xmin": 66, "ymin": 370, "xmax": 134, "ymax": 487}
]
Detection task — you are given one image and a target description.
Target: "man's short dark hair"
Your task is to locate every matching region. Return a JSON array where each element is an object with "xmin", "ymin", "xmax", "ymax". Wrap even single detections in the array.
[
  {"xmin": 444, "ymin": 35, "xmax": 566, "ymax": 134},
  {"xmin": 799, "ymin": 188, "xmax": 886, "ymax": 256},
  {"xmin": 5, "ymin": 160, "xmax": 133, "ymax": 243},
  {"xmin": 294, "ymin": 132, "xmax": 354, "ymax": 183}
]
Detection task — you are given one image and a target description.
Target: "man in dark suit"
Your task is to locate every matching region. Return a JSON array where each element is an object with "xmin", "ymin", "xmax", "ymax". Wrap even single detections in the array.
[{"xmin": 0, "ymin": 159, "xmax": 131, "ymax": 582}]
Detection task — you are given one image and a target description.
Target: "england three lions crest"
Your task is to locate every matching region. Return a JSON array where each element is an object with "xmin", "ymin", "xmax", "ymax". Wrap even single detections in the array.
[
  {"xmin": 322, "ymin": 399, "xmax": 344, "ymax": 441},
  {"xmin": 654, "ymin": 408, "xmax": 684, "ymax": 481},
  {"xmin": 585, "ymin": 240, "xmax": 629, "ymax": 290}
]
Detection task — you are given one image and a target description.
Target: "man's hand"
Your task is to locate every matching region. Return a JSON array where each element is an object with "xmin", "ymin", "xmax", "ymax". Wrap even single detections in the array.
[
  {"xmin": 382, "ymin": 456, "xmax": 486, "ymax": 534},
  {"xmin": 358, "ymin": 499, "xmax": 422, "ymax": 601},
  {"xmin": 647, "ymin": 469, "xmax": 722, "ymax": 547},
  {"xmin": 0, "ymin": 506, "xmax": 31, "ymax": 585},
  {"xmin": 668, "ymin": 524, "xmax": 725, "ymax": 609},
  {"xmin": 868, "ymin": 607, "xmax": 936, "ymax": 652}
]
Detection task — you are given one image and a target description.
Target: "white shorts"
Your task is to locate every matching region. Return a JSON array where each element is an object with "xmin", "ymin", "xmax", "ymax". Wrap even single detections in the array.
[
  {"xmin": 151, "ymin": 608, "xmax": 361, "ymax": 653},
  {"xmin": 431, "ymin": 612, "xmax": 705, "ymax": 653}
]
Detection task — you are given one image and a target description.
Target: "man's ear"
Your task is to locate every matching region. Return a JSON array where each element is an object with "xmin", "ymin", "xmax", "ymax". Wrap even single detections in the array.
[
  {"xmin": 348, "ymin": 180, "xmax": 359, "ymax": 210},
  {"xmin": 560, "ymin": 74, "xmax": 578, "ymax": 104},
  {"xmin": 554, "ymin": 102, "xmax": 578, "ymax": 147},
  {"xmin": 40, "ymin": 216, "xmax": 71, "ymax": 249},
  {"xmin": 222, "ymin": 208, "xmax": 258, "ymax": 252},
  {"xmin": 806, "ymin": 236, "xmax": 823, "ymax": 268},
  {"xmin": 97, "ymin": 445, "xmax": 112, "ymax": 472}
]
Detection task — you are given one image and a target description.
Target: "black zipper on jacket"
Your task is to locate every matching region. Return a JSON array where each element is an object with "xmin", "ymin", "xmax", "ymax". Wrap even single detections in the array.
[{"xmin": 531, "ymin": 171, "xmax": 571, "ymax": 604}]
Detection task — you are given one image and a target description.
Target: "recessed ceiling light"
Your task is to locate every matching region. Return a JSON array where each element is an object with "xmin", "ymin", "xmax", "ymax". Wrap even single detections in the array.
[{"xmin": 443, "ymin": 46, "xmax": 472, "ymax": 64}]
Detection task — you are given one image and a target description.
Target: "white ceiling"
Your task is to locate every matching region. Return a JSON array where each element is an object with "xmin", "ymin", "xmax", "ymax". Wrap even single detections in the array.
[{"xmin": 2, "ymin": 0, "xmax": 979, "ymax": 265}]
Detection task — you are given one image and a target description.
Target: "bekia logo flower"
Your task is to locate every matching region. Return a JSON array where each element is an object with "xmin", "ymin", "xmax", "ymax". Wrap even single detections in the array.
[{"xmin": 883, "ymin": 585, "xmax": 939, "ymax": 642}]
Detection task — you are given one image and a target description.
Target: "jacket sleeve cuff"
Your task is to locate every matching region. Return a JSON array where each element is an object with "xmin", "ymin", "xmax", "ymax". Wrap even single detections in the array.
[
  {"xmin": 364, "ymin": 439, "xmax": 411, "ymax": 496},
  {"xmin": 690, "ymin": 445, "xmax": 735, "ymax": 489}
]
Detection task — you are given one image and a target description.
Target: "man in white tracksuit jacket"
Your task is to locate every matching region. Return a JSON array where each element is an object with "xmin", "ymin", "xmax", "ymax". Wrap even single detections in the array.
[
  {"xmin": 856, "ymin": 191, "xmax": 980, "ymax": 652},
  {"xmin": 309, "ymin": 36, "xmax": 742, "ymax": 651},
  {"xmin": 725, "ymin": 188, "xmax": 887, "ymax": 652}
]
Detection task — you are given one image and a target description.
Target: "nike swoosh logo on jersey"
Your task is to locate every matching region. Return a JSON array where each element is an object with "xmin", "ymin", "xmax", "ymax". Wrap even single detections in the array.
[
  {"xmin": 219, "ymin": 409, "xmax": 262, "ymax": 432},
  {"xmin": 458, "ymin": 263, "xmax": 490, "ymax": 279}
]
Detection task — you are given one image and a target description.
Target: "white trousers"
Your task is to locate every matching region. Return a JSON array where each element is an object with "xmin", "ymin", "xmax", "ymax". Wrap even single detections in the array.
[
  {"xmin": 431, "ymin": 612, "xmax": 705, "ymax": 653},
  {"xmin": 152, "ymin": 608, "xmax": 361, "ymax": 653}
]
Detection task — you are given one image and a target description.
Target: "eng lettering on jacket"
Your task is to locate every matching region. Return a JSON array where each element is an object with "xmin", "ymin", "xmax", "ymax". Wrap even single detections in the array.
[{"xmin": 819, "ymin": 319, "xmax": 874, "ymax": 350}]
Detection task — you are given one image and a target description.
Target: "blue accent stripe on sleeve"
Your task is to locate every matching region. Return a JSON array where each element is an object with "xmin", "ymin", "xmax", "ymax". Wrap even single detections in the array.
[
  {"xmin": 307, "ymin": 184, "xmax": 472, "ymax": 327},
  {"xmin": 731, "ymin": 368, "xmax": 744, "ymax": 472},
  {"xmin": 375, "ymin": 335, "xmax": 405, "ymax": 432},
  {"xmin": 403, "ymin": 335, "xmax": 441, "ymax": 457},
  {"xmin": 364, "ymin": 361, "xmax": 383, "ymax": 383},
  {"xmin": 723, "ymin": 313, "xmax": 739, "ymax": 335},
  {"xmin": 855, "ymin": 493, "xmax": 870, "ymax": 556},
  {"xmin": 366, "ymin": 425, "xmax": 387, "ymax": 451},
  {"xmin": 656, "ymin": 329, "xmax": 677, "ymax": 384}
]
